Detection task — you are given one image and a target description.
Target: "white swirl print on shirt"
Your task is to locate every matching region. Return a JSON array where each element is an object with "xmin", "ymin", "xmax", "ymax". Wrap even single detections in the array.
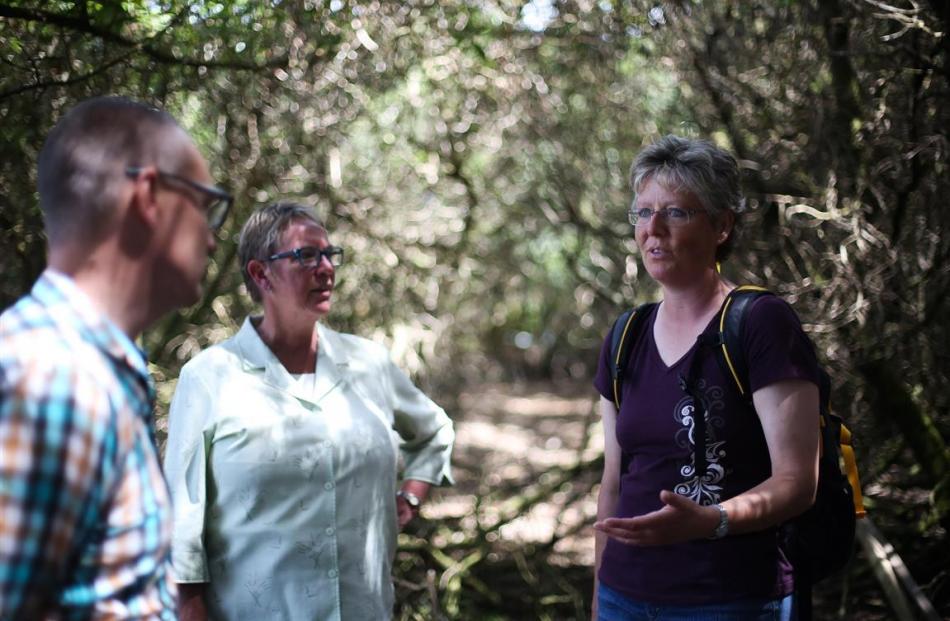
[{"xmin": 672, "ymin": 380, "xmax": 727, "ymax": 506}]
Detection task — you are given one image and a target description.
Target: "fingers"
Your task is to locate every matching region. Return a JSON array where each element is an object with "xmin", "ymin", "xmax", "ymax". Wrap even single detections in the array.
[
  {"xmin": 593, "ymin": 515, "xmax": 662, "ymax": 545},
  {"xmin": 395, "ymin": 496, "xmax": 416, "ymax": 530},
  {"xmin": 659, "ymin": 489, "xmax": 698, "ymax": 512},
  {"xmin": 593, "ymin": 491, "xmax": 710, "ymax": 546},
  {"xmin": 592, "ymin": 519, "xmax": 649, "ymax": 546}
]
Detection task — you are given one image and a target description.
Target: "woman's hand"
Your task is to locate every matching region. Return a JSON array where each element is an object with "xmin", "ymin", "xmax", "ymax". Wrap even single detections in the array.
[
  {"xmin": 178, "ymin": 583, "xmax": 209, "ymax": 621},
  {"xmin": 396, "ymin": 480, "xmax": 431, "ymax": 530},
  {"xmin": 594, "ymin": 379, "xmax": 820, "ymax": 548},
  {"xmin": 593, "ymin": 490, "xmax": 720, "ymax": 546},
  {"xmin": 396, "ymin": 494, "xmax": 418, "ymax": 529}
]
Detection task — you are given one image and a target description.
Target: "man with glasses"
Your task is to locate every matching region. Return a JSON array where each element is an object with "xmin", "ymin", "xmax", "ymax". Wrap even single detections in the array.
[{"xmin": 0, "ymin": 96, "xmax": 231, "ymax": 619}]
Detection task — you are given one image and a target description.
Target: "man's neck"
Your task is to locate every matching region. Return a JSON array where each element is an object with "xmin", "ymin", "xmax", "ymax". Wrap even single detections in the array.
[{"xmin": 48, "ymin": 245, "xmax": 154, "ymax": 340}]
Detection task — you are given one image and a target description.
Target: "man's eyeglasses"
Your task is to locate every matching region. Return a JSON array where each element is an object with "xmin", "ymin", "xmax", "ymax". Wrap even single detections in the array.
[
  {"xmin": 266, "ymin": 246, "xmax": 344, "ymax": 268},
  {"xmin": 628, "ymin": 206, "xmax": 705, "ymax": 227},
  {"xmin": 126, "ymin": 167, "xmax": 233, "ymax": 232}
]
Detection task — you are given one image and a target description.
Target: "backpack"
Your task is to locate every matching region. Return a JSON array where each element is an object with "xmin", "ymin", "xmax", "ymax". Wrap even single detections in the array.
[{"xmin": 607, "ymin": 285, "xmax": 866, "ymax": 618}]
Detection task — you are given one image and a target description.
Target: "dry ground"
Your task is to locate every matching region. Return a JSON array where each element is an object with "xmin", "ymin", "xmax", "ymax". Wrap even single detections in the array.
[
  {"xmin": 395, "ymin": 379, "xmax": 603, "ymax": 620},
  {"xmin": 427, "ymin": 380, "xmax": 602, "ymax": 565}
]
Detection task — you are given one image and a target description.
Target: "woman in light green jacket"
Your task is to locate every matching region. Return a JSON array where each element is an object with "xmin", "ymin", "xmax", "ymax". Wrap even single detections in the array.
[{"xmin": 165, "ymin": 203, "xmax": 455, "ymax": 621}]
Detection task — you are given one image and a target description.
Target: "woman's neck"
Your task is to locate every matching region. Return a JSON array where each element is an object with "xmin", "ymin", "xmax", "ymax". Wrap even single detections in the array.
[
  {"xmin": 254, "ymin": 313, "xmax": 319, "ymax": 374},
  {"xmin": 658, "ymin": 270, "xmax": 732, "ymax": 325}
]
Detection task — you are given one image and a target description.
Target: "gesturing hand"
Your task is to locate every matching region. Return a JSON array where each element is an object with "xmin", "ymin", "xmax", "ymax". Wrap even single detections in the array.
[{"xmin": 593, "ymin": 490, "xmax": 720, "ymax": 546}]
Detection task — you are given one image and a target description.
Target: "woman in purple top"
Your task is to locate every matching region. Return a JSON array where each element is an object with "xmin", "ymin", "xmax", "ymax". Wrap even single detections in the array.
[{"xmin": 591, "ymin": 135, "xmax": 820, "ymax": 620}]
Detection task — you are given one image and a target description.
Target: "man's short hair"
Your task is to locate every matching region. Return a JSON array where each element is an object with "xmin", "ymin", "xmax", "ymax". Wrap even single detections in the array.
[{"xmin": 37, "ymin": 96, "xmax": 188, "ymax": 245}]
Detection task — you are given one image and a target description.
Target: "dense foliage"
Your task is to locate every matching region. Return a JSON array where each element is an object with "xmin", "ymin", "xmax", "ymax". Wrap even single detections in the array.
[{"xmin": 1, "ymin": 1, "xmax": 948, "ymax": 618}]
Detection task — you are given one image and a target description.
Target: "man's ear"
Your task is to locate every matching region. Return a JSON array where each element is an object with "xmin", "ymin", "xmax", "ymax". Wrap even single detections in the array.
[{"xmin": 127, "ymin": 166, "xmax": 161, "ymax": 229}]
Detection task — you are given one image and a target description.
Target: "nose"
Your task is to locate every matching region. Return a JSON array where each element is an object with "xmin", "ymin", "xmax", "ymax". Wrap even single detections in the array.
[
  {"xmin": 313, "ymin": 254, "xmax": 335, "ymax": 272},
  {"xmin": 643, "ymin": 211, "xmax": 667, "ymax": 236}
]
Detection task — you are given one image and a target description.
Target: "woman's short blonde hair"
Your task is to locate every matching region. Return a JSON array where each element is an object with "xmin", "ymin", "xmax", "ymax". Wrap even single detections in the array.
[
  {"xmin": 238, "ymin": 202, "xmax": 325, "ymax": 302},
  {"xmin": 630, "ymin": 135, "xmax": 745, "ymax": 261}
]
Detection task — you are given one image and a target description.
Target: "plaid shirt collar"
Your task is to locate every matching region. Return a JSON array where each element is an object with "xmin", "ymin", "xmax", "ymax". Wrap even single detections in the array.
[{"xmin": 33, "ymin": 269, "xmax": 156, "ymax": 409}]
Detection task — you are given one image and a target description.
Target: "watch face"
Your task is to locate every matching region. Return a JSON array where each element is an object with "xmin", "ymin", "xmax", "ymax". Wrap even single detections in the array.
[{"xmin": 399, "ymin": 491, "xmax": 420, "ymax": 508}]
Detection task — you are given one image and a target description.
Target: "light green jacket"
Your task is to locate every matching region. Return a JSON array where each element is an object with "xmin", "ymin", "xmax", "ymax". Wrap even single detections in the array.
[{"xmin": 164, "ymin": 318, "xmax": 454, "ymax": 620}]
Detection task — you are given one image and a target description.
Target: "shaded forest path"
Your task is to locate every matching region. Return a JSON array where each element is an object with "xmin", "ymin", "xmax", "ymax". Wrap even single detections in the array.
[
  {"xmin": 395, "ymin": 379, "xmax": 603, "ymax": 620},
  {"xmin": 436, "ymin": 380, "xmax": 601, "ymax": 564}
]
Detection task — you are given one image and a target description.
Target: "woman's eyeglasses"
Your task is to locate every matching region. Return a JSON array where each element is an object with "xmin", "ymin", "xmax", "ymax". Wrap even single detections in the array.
[
  {"xmin": 628, "ymin": 206, "xmax": 705, "ymax": 227},
  {"xmin": 266, "ymin": 246, "xmax": 344, "ymax": 268}
]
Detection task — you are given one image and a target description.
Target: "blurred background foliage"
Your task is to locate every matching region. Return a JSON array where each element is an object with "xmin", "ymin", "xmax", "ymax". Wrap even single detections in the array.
[{"xmin": 1, "ymin": 0, "xmax": 948, "ymax": 618}]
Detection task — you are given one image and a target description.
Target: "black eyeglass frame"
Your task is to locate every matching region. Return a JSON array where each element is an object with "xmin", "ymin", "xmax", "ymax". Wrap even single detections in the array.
[
  {"xmin": 628, "ymin": 206, "xmax": 706, "ymax": 227},
  {"xmin": 266, "ymin": 245, "xmax": 344, "ymax": 268},
  {"xmin": 126, "ymin": 166, "xmax": 233, "ymax": 232}
]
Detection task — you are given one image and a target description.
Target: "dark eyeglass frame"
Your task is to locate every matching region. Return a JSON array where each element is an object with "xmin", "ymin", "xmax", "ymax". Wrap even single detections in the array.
[
  {"xmin": 628, "ymin": 206, "xmax": 706, "ymax": 227},
  {"xmin": 126, "ymin": 166, "xmax": 233, "ymax": 232},
  {"xmin": 266, "ymin": 245, "xmax": 344, "ymax": 268}
]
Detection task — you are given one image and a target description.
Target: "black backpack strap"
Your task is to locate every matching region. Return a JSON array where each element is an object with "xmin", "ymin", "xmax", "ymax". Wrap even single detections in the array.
[
  {"xmin": 608, "ymin": 309, "xmax": 634, "ymax": 410},
  {"xmin": 608, "ymin": 303, "xmax": 656, "ymax": 487},
  {"xmin": 608, "ymin": 303, "xmax": 656, "ymax": 410},
  {"xmin": 682, "ymin": 286, "xmax": 772, "ymax": 489},
  {"xmin": 715, "ymin": 285, "xmax": 773, "ymax": 399}
]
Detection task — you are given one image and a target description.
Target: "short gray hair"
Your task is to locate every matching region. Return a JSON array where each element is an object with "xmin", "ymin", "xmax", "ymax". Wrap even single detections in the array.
[
  {"xmin": 630, "ymin": 135, "xmax": 745, "ymax": 261},
  {"xmin": 238, "ymin": 202, "xmax": 325, "ymax": 302},
  {"xmin": 37, "ymin": 96, "xmax": 188, "ymax": 245}
]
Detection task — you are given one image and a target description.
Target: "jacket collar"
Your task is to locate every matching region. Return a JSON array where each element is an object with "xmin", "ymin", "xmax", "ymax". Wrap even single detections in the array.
[
  {"xmin": 234, "ymin": 317, "xmax": 350, "ymax": 407},
  {"xmin": 35, "ymin": 269, "xmax": 155, "ymax": 409}
]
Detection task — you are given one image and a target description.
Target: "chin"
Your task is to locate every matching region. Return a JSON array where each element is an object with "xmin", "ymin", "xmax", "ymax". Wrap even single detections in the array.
[
  {"xmin": 646, "ymin": 269, "xmax": 688, "ymax": 289},
  {"xmin": 178, "ymin": 284, "xmax": 203, "ymax": 309},
  {"xmin": 644, "ymin": 265, "xmax": 669, "ymax": 284}
]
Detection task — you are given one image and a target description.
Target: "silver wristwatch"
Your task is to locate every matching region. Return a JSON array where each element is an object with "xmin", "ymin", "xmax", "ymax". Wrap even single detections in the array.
[
  {"xmin": 397, "ymin": 490, "xmax": 421, "ymax": 511},
  {"xmin": 709, "ymin": 503, "xmax": 729, "ymax": 539}
]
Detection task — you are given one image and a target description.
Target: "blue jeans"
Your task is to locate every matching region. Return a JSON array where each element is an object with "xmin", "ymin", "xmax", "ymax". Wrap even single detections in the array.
[{"xmin": 597, "ymin": 583, "xmax": 796, "ymax": 621}]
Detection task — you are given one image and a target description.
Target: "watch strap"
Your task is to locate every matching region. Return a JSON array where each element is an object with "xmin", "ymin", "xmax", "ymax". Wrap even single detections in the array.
[{"xmin": 709, "ymin": 503, "xmax": 729, "ymax": 539}]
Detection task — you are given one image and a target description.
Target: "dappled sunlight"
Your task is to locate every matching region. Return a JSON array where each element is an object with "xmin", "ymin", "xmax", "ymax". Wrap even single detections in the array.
[
  {"xmin": 423, "ymin": 380, "xmax": 602, "ymax": 568},
  {"xmin": 4, "ymin": 1, "xmax": 946, "ymax": 617}
]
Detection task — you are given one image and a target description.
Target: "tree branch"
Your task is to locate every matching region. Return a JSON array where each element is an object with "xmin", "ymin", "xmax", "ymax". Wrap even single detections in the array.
[
  {"xmin": 0, "ymin": 51, "xmax": 133, "ymax": 100},
  {"xmin": 0, "ymin": 5, "xmax": 289, "ymax": 71}
]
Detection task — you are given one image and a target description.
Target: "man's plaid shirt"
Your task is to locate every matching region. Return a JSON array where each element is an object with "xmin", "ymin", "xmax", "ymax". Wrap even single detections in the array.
[{"xmin": 0, "ymin": 270, "xmax": 177, "ymax": 619}]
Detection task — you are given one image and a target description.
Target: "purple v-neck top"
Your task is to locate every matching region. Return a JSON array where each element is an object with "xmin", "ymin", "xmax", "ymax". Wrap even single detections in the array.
[{"xmin": 593, "ymin": 295, "xmax": 821, "ymax": 605}]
